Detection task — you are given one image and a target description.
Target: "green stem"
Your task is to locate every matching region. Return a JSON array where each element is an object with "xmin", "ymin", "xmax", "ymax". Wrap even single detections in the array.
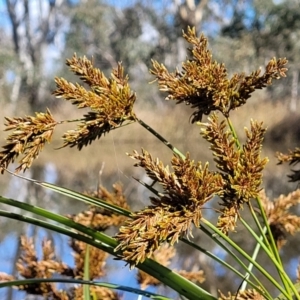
[
  {"xmin": 140, "ymin": 260, "xmax": 217, "ymax": 300},
  {"xmin": 0, "ymin": 278, "xmax": 172, "ymax": 299},
  {"xmin": 248, "ymin": 203, "xmax": 291, "ymax": 296},
  {"xmin": 136, "ymin": 117, "xmax": 186, "ymax": 159},
  {"xmin": 84, "ymin": 245, "xmax": 91, "ymax": 300},
  {"xmin": 254, "ymin": 196, "xmax": 298, "ymax": 299},
  {"xmin": 224, "ymin": 117, "xmax": 295, "ymax": 297},
  {"xmin": 240, "ymin": 226, "xmax": 267, "ymax": 291},
  {"xmin": 240, "ymin": 217, "xmax": 298, "ymax": 299},
  {"xmin": 276, "ymin": 283, "xmax": 300, "ymax": 300},
  {"xmin": 0, "ymin": 198, "xmax": 216, "ymax": 300},
  {"xmin": 249, "ymin": 204, "xmax": 272, "ymax": 250},
  {"xmin": 128, "ymin": 174, "xmax": 272, "ymax": 297},
  {"xmin": 202, "ymin": 219, "xmax": 290, "ymax": 299},
  {"xmin": 198, "ymin": 224, "xmax": 272, "ymax": 299},
  {"xmin": 0, "ymin": 196, "xmax": 117, "ymax": 247},
  {"xmin": 255, "ymin": 196, "xmax": 283, "ymax": 266},
  {"xmin": 4, "ymin": 170, "xmax": 132, "ymax": 217},
  {"xmin": 59, "ymin": 117, "xmax": 135, "ymax": 127},
  {"xmin": 133, "ymin": 177, "xmax": 161, "ymax": 197},
  {"xmin": 226, "ymin": 117, "xmax": 241, "ymax": 149},
  {"xmin": 181, "ymin": 238, "xmax": 259, "ymax": 291}
]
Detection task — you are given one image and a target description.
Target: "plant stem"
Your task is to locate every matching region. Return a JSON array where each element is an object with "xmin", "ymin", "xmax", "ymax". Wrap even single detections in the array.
[
  {"xmin": 182, "ymin": 238, "xmax": 260, "ymax": 291},
  {"xmin": 199, "ymin": 223, "xmax": 272, "ymax": 299},
  {"xmin": 255, "ymin": 196, "xmax": 282, "ymax": 264},
  {"xmin": 239, "ymin": 226, "xmax": 267, "ymax": 291},
  {"xmin": 0, "ymin": 279, "xmax": 173, "ymax": 300},
  {"xmin": 135, "ymin": 117, "xmax": 186, "ymax": 159},
  {"xmin": 226, "ymin": 117, "xmax": 241, "ymax": 149},
  {"xmin": 255, "ymin": 197, "xmax": 300, "ymax": 300},
  {"xmin": 248, "ymin": 202, "xmax": 291, "ymax": 296},
  {"xmin": 0, "ymin": 196, "xmax": 216, "ymax": 300},
  {"xmin": 202, "ymin": 219, "xmax": 290, "ymax": 299},
  {"xmin": 240, "ymin": 217, "xmax": 298, "ymax": 299}
]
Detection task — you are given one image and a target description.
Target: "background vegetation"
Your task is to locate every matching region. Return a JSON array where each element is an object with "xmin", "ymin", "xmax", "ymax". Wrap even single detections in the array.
[{"xmin": 0, "ymin": 0, "xmax": 300, "ymax": 299}]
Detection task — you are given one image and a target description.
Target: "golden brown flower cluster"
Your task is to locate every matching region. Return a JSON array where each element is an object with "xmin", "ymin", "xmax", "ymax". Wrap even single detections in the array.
[
  {"xmin": 0, "ymin": 26, "xmax": 294, "ymax": 299},
  {"xmin": 14, "ymin": 236, "xmax": 119, "ymax": 299},
  {"xmin": 54, "ymin": 54, "xmax": 136, "ymax": 149},
  {"xmin": 151, "ymin": 27, "xmax": 287, "ymax": 122},
  {"xmin": 277, "ymin": 147, "xmax": 300, "ymax": 182},
  {"xmin": 0, "ymin": 109, "xmax": 56, "ymax": 173},
  {"xmin": 66, "ymin": 183, "xmax": 129, "ymax": 282},
  {"xmin": 15, "ymin": 236, "xmax": 73, "ymax": 298},
  {"xmin": 260, "ymin": 189, "xmax": 300, "ymax": 249},
  {"xmin": 115, "ymin": 149, "xmax": 224, "ymax": 266},
  {"xmin": 0, "ymin": 184, "xmax": 129, "ymax": 299},
  {"xmin": 115, "ymin": 112, "xmax": 268, "ymax": 265},
  {"xmin": 137, "ymin": 244, "xmax": 205, "ymax": 290},
  {"xmin": 67, "ymin": 183, "xmax": 130, "ymax": 231},
  {"xmin": 200, "ymin": 114, "xmax": 268, "ymax": 233},
  {"xmin": 0, "ymin": 55, "xmax": 137, "ymax": 173},
  {"xmin": 72, "ymin": 286, "xmax": 119, "ymax": 300},
  {"xmin": 218, "ymin": 289, "xmax": 266, "ymax": 300}
]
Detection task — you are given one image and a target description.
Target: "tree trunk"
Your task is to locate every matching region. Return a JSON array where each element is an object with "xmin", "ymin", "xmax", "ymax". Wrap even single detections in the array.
[{"xmin": 290, "ymin": 69, "xmax": 298, "ymax": 112}]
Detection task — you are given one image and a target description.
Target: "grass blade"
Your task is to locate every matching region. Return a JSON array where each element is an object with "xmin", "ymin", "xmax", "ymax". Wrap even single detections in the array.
[{"xmin": 0, "ymin": 278, "xmax": 172, "ymax": 300}]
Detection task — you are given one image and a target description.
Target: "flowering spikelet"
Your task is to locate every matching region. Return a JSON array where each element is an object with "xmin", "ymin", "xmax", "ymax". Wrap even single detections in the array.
[
  {"xmin": 277, "ymin": 147, "xmax": 300, "ymax": 182},
  {"xmin": 218, "ymin": 289, "xmax": 266, "ymax": 300},
  {"xmin": 73, "ymin": 286, "xmax": 119, "ymax": 300},
  {"xmin": 67, "ymin": 183, "xmax": 130, "ymax": 231},
  {"xmin": 5, "ymin": 206, "xmax": 124, "ymax": 300},
  {"xmin": 0, "ymin": 109, "xmax": 56, "ymax": 173},
  {"xmin": 69, "ymin": 239, "xmax": 108, "ymax": 279},
  {"xmin": 115, "ymin": 150, "xmax": 224, "ymax": 266},
  {"xmin": 137, "ymin": 244, "xmax": 205, "ymax": 289},
  {"xmin": 260, "ymin": 189, "xmax": 300, "ymax": 249},
  {"xmin": 67, "ymin": 183, "xmax": 129, "ymax": 279},
  {"xmin": 54, "ymin": 54, "xmax": 136, "ymax": 149},
  {"xmin": 200, "ymin": 114, "xmax": 268, "ymax": 233},
  {"xmin": 16, "ymin": 237, "xmax": 72, "ymax": 296},
  {"xmin": 137, "ymin": 244, "xmax": 176, "ymax": 289},
  {"xmin": 151, "ymin": 27, "xmax": 287, "ymax": 122}
]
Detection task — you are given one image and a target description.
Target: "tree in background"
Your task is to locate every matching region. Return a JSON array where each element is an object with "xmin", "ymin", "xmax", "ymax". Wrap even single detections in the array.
[
  {"xmin": 222, "ymin": 0, "xmax": 300, "ymax": 110},
  {"xmin": 4, "ymin": 0, "xmax": 70, "ymax": 112}
]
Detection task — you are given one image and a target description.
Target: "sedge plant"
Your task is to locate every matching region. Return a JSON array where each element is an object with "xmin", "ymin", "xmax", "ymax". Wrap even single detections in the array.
[{"xmin": 0, "ymin": 27, "xmax": 300, "ymax": 300}]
